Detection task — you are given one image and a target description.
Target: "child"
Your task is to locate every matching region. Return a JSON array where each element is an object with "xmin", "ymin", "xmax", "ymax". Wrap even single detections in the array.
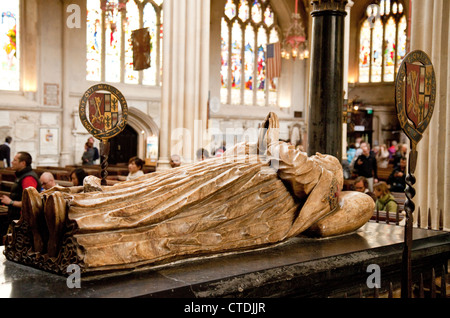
[{"xmin": 126, "ymin": 156, "xmax": 145, "ymax": 181}]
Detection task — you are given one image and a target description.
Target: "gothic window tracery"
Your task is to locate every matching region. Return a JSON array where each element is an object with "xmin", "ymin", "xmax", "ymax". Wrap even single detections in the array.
[
  {"xmin": 86, "ymin": 0, "xmax": 163, "ymax": 86},
  {"xmin": 358, "ymin": 0, "xmax": 407, "ymax": 83},
  {"xmin": 221, "ymin": 0, "xmax": 281, "ymax": 106},
  {"xmin": 0, "ymin": 0, "xmax": 20, "ymax": 91}
]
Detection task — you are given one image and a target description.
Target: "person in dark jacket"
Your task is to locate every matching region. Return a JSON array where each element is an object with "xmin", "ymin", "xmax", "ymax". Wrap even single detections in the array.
[
  {"xmin": 0, "ymin": 152, "xmax": 41, "ymax": 238},
  {"xmin": 388, "ymin": 156, "xmax": 407, "ymax": 192},
  {"xmin": 354, "ymin": 144, "xmax": 378, "ymax": 192},
  {"xmin": 0, "ymin": 136, "xmax": 12, "ymax": 168}
]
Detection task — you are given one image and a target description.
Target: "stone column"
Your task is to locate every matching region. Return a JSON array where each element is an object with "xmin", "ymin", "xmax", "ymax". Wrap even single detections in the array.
[
  {"xmin": 159, "ymin": 0, "xmax": 210, "ymax": 169},
  {"xmin": 307, "ymin": 0, "xmax": 347, "ymax": 159},
  {"xmin": 410, "ymin": 0, "xmax": 450, "ymax": 230},
  {"xmin": 342, "ymin": 0, "xmax": 354, "ymax": 160},
  {"xmin": 60, "ymin": 0, "xmax": 82, "ymax": 167}
]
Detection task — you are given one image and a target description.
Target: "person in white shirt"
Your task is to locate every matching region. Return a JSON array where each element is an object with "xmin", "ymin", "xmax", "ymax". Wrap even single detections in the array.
[{"xmin": 126, "ymin": 156, "xmax": 145, "ymax": 181}]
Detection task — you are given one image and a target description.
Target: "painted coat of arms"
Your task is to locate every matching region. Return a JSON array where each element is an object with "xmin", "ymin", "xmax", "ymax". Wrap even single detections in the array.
[
  {"xmin": 79, "ymin": 84, "xmax": 128, "ymax": 140},
  {"xmin": 395, "ymin": 50, "xmax": 436, "ymax": 145},
  {"xmin": 405, "ymin": 62, "xmax": 433, "ymax": 129},
  {"xmin": 88, "ymin": 93, "xmax": 119, "ymax": 131}
]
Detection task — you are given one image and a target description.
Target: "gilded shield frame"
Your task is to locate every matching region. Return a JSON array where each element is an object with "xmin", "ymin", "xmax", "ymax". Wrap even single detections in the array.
[
  {"xmin": 395, "ymin": 50, "xmax": 436, "ymax": 145},
  {"xmin": 79, "ymin": 84, "xmax": 129, "ymax": 140}
]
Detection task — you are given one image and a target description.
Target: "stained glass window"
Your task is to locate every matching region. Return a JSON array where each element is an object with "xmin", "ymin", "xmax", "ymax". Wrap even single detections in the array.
[
  {"xmin": 383, "ymin": 17, "xmax": 396, "ymax": 82},
  {"xmin": 371, "ymin": 18, "xmax": 383, "ymax": 82},
  {"xmin": 359, "ymin": 20, "xmax": 371, "ymax": 83},
  {"xmin": 142, "ymin": 3, "xmax": 162, "ymax": 86},
  {"xmin": 220, "ymin": 19, "xmax": 229, "ymax": 105},
  {"xmin": 397, "ymin": 15, "xmax": 407, "ymax": 71},
  {"xmin": 256, "ymin": 26, "xmax": 267, "ymax": 106},
  {"xmin": 87, "ymin": 0, "xmax": 102, "ymax": 81},
  {"xmin": 0, "ymin": 0, "xmax": 20, "ymax": 91},
  {"xmin": 124, "ymin": 0, "xmax": 140, "ymax": 84},
  {"xmin": 86, "ymin": 0, "xmax": 163, "ymax": 86},
  {"xmin": 358, "ymin": 0, "xmax": 407, "ymax": 83},
  {"xmin": 268, "ymin": 28, "xmax": 279, "ymax": 106},
  {"xmin": 230, "ymin": 21, "xmax": 242, "ymax": 105},
  {"xmin": 104, "ymin": 0, "xmax": 122, "ymax": 82},
  {"xmin": 221, "ymin": 0, "xmax": 281, "ymax": 106}
]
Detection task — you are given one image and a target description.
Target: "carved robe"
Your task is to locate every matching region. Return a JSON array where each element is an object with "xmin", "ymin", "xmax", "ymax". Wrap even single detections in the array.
[{"xmin": 5, "ymin": 113, "xmax": 374, "ymax": 275}]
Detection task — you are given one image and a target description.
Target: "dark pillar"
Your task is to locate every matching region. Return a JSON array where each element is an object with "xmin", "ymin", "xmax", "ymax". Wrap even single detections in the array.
[{"xmin": 307, "ymin": 0, "xmax": 347, "ymax": 159}]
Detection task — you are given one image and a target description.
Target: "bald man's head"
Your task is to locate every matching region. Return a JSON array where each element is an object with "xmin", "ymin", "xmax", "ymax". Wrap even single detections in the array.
[{"xmin": 40, "ymin": 172, "xmax": 56, "ymax": 190}]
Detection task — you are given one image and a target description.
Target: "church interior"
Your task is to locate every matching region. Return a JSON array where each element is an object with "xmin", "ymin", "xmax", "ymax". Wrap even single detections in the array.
[{"xmin": 0, "ymin": 0, "xmax": 448, "ymax": 299}]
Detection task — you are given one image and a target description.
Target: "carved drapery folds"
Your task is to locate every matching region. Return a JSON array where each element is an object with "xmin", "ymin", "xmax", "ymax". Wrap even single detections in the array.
[{"xmin": 5, "ymin": 113, "xmax": 374, "ymax": 277}]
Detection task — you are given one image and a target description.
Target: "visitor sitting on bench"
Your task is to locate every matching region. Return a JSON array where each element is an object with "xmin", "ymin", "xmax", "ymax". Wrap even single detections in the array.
[
  {"xmin": 373, "ymin": 181, "xmax": 398, "ymax": 212},
  {"xmin": 387, "ymin": 157, "xmax": 407, "ymax": 192},
  {"xmin": 40, "ymin": 172, "xmax": 57, "ymax": 191}
]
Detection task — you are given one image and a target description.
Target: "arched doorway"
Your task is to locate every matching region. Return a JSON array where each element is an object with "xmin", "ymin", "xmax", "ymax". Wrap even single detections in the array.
[
  {"xmin": 108, "ymin": 125, "xmax": 138, "ymax": 164},
  {"xmin": 105, "ymin": 107, "xmax": 159, "ymax": 165}
]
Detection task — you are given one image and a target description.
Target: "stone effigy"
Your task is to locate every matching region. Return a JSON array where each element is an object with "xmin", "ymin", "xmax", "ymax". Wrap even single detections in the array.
[{"xmin": 4, "ymin": 113, "xmax": 374, "ymax": 276}]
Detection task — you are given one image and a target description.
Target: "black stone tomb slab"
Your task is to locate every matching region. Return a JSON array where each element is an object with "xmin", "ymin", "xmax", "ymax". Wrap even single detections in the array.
[{"xmin": 0, "ymin": 222, "xmax": 448, "ymax": 298}]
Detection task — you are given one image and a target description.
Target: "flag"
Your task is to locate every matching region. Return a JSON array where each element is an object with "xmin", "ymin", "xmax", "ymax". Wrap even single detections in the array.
[
  {"xmin": 132, "ymin": 28, "xmax": 151, "ymax": 71},
  {"xmin": 266, "ymin": 42, "xmax": 281, "ymax": 80}
]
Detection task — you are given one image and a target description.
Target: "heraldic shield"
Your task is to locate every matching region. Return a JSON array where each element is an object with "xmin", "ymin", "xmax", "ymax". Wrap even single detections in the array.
[
  {"xmin": 79, "ymin": 84, "xmax": 128, "ymax": 140},
  {"xmin": 88, "ymin": 93, "xmax": 119, "ymax": 131},
  {"xmin": 395, "ymin": 50, "xmax": 436, "ymax": 145},
  {"xmin": 405, "ymin": 62, "xmax": 433, "ymax": 129}
]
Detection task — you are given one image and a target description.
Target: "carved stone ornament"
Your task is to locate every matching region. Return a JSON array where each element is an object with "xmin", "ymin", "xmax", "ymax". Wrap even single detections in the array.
[{"xmin": 4, "ymin": 113, "xmax": 374, "ymax": 277}]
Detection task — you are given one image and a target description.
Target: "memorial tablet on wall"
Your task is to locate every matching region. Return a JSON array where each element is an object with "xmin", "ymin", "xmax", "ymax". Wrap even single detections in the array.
[
  {"xmin": 43, "ymin": 83, "xmax": 59, "ymax": 106},
  {"xmin": 39, "ymin": 128, "xmax": 59, "ymax": 155}
]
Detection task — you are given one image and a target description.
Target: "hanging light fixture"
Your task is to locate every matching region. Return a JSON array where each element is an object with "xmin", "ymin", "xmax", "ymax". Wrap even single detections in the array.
[{"xmin": 281, "ymin": 0, "xmax": 309, "ymax": 61}]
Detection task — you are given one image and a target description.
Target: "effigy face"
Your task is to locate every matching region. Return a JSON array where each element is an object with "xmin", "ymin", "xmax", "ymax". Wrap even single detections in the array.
[{"xmin": 4, "ymin": 113, "xmax": 374, "ymax": 276}]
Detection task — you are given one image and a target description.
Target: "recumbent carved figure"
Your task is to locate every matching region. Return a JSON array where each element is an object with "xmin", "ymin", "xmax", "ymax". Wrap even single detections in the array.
[{"xmin": 4, "ymin": 113, "xmax": 374, "ymax": 276}]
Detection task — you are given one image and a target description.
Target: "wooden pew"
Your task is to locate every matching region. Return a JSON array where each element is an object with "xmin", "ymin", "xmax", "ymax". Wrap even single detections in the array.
[
  {"xmin": 371, "ymin": 191, "xmax": 406, "ymax": 224},
  {"xmin": 36, "ymin": 167, "xmax": 72, "ymax": 181},
  {"xmin": 0, "ymin": 169, "xmax": 16, "ymax": 182},
  {"xmin": 392, "ymin": 191, "xmax": 406, "ymax": 213},
  {"xmin": 56, "ymin": 180, "xmax": 73, "ymax": 187},
  {"xmin": 377, "ymin": 164, "xmax": 394, "ymax": 182},
  {"xmin": 0, "ymin": 181, "xmax": 14, "ymax": 192}
]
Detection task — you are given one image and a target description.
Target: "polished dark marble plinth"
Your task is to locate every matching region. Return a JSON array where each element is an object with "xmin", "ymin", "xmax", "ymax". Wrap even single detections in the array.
[{"xmin": 0, "ymin": 222, "xmax": 448, "ymax": 298}]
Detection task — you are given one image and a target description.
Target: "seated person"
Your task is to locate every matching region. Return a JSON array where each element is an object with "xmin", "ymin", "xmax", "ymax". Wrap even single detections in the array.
[
  {"xmin": 125, "ymin": 156, "xmax": 145, "ymax": 181},
  {"xmin": 40, "ymin": 172, "xmax": 57, "ymax": 191},
  {"xmin": 70, "ymin": 168, "xmax": 87, "ymax": 187},
  {"xmin": 387, "ymin": 157, "xmax": 406, "ymax": 192},
  {"xmin": 196, "ymin": 148, "xmax": 210, "ymax": 161},
  {"xmin": 353, "ymin": 176, "xmax": 376, "ymax": 202},
  {"xmin": 170, "ymin": 154, "xmax": 181, "ymax": 168},
  {"xmin": 373, "ymin": 181, "xmax": 398, "ymax": 212}
]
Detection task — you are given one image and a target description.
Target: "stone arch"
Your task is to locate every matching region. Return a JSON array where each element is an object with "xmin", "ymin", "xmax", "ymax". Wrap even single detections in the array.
[{"xmin": 126, "ymin": 107, "xmax": 159, "ymax": 160}]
